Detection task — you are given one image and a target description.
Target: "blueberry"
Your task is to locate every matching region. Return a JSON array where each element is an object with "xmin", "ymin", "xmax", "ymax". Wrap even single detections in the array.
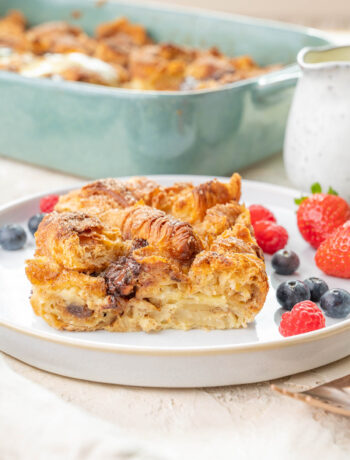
[
  {"xmin": 28, "ymin": 213, "xmax": 45, "ymax": 235},
  {"xmin": 271, "ymin": 249, "xmax": 300, "ymax": 275},
  {"xmin": 304, "ymin": 277, "xmax": 329, "ymax": 302},
  {"xmin": 320, "ymin": 289, "xmax": 350, "ymax": 318},
  {"xmin": 0, "ymin": 224, "xmax": 27, "ymax": 250},
  {"xmin": 276, "ymin": 280, "xmax": 311, "ymax": 310}
]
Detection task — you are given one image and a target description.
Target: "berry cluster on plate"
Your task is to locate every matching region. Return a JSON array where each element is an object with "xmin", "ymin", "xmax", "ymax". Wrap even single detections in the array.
[
  {"xmin": 249, "ymin": 183, "xmax": 350, "ymax": 338},
  {"xmin": 0, "ymin": 194, "xmax": 58, "ymax": 250},
  {"xmin": 296, "ymin": 183, "xmax": 350, "ymax": 278},
  {"xmin": 277, "ymin": 279, "xmax": 350, "ymax": 337}
]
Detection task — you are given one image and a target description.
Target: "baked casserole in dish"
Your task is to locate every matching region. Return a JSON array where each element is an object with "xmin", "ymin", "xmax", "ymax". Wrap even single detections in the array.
[
  {"xmin": 0, "ymin": 10, "xmax": 279, "ymax": 90},
  {"xmin": 0, "ymin": 0, "xmax": 329, "ymax": 177}
]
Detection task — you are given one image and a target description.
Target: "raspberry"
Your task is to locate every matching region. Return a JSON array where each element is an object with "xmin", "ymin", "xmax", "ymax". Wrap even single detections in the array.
[
  {"xmin": 40, "ymin": 194, "xmax": 59, "ymax": 213},
  {"xmin": 253, "ymin": 220, "xmax": 288, "ymax": 254},
  {"xmin": 279, "ymin": 301, "xmax": 325, "ymax": 337},
  {"xmin": 249, "ymin": 204, "xmax": 276, "ymax": 226}
]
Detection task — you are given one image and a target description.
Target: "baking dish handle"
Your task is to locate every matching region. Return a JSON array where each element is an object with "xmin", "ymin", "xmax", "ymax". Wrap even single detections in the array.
[{"xmin": 253, "ymin": 66, "xmax": 301, "ymax": 103}]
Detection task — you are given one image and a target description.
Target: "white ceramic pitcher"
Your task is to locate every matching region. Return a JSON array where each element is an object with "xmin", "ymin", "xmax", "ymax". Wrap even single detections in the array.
[{"xmin": 284, "ymin": 45, "xmax": 350, "ymax": 199}]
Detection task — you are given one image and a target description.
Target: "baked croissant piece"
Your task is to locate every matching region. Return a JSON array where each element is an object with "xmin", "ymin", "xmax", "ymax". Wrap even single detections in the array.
[{"xmin": 26, "ymin": 174, "xmax": 268, "ymax": 332}]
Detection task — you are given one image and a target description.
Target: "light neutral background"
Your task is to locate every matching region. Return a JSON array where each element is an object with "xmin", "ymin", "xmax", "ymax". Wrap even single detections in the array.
[
  {"xmin": 1, "ymin": 7, "xmax": 349, "ymax": 459},
  {"xmin": 137, "ymin": 0, "xmax": 350, "ymax": 27}
]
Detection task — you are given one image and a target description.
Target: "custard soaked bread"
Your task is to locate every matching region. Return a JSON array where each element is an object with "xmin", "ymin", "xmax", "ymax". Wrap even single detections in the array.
[{"xmin": 26, "ymin": 174, "xmax": 268, "ymax": 332}]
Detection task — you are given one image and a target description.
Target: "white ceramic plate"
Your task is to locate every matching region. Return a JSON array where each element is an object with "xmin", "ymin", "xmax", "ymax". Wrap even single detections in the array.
[{"xmin": 0, "ymin": 175, "xmax": 349, "ymax": 387}]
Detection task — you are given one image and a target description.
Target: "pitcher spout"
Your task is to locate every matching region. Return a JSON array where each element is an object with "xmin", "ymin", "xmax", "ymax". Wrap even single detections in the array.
[{"xmin": 298, "ymin": 45, "xmax": 350, "ymax": 70}]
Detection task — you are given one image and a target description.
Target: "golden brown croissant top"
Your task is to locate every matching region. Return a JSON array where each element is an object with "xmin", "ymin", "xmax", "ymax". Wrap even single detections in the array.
[
  {"xmin": 0, "ymin": 9, "xmax": 27, "ymax": 50},
  {"xmin": 55, "ymin": 177, "xmax": 159, "ymax": 214},
  {"xmin": 34, "ymin": 211, "xmax": 124, "ymax": 271},
  {"xmin": 25, "ymin": 20, "xmax": 96, "ymax": 55},
  {"xmin": 95, "ymin": 16, "xmax": 151, "ymax": 45},
  {"xmin": 81, "ymin": 178, "xmax": 141, "ymax": 207},
  {"xmin": 55, "ymin": 174, "xmax": 242, "ymax": 227},
  {"xmin": 149, "ymin": 173, "xmax": 241, "ymax": 224},
  {"xmin": 114, "ymin": 204, "xmax": 203, "ymax": 262}
]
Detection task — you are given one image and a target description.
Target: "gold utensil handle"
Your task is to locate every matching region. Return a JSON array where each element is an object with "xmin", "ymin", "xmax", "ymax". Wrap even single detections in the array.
[{"xmin": 271, "ymin": 384, "xmax": 350, "ymax": 417}]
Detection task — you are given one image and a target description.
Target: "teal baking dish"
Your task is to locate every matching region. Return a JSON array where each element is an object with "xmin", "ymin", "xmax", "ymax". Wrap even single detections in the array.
[{"xmin": 0, "ymin": 0, "xmax": 329, "ymax": 178}]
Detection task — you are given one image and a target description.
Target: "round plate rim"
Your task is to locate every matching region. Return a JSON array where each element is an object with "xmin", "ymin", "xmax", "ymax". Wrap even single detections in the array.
[{"xmin": 1, "ymin": 175, "xmax": 349, "ymax": 356}]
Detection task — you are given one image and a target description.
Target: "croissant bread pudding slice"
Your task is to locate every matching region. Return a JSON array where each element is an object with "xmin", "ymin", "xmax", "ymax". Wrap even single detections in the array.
[{"xmin": 26, "ymin": 174, "xmax": 268, "ymax": 332}]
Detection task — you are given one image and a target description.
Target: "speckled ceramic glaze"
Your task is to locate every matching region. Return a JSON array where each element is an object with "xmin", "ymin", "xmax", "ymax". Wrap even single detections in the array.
[
  {"xmin": 0, "ymin": 0, "xmax": 329, "ymax": 178},
  {"xmin": 284, "ymin": 46, "xmax": 350, "ymax": 199}
]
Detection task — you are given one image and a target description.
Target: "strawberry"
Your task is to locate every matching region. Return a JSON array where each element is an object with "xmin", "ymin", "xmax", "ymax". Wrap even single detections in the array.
[
  {"xmin": 296, "ymin": 183, "xmax": 350, "ymax": 249},
  {"xmin": 315, "ymin": 221, "xmax": 350, "ymax": 279}
]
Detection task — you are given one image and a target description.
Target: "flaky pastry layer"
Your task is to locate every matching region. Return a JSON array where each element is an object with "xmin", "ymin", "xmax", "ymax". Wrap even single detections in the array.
[{"xmin": 26, "ymin": 174, "xmax": 268, "ymax": 332}]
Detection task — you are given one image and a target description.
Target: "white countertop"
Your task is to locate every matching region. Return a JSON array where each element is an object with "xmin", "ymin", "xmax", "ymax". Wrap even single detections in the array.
[{"xmin": 1, "ymin": 30, "xmax": 350, "ymax": 460}]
